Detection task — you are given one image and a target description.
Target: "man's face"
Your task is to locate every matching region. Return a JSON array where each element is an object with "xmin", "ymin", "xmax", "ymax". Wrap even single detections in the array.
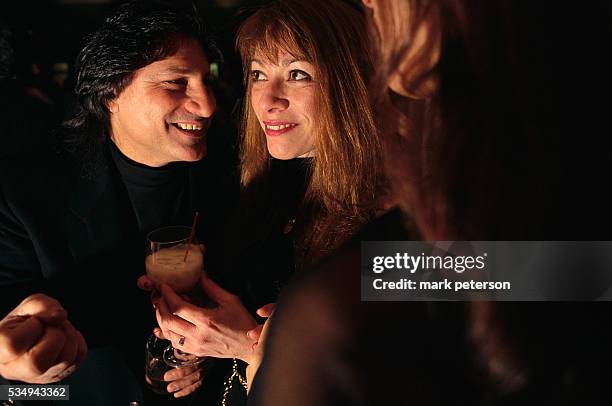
[{"xmin": 108, "ymin": 37, "xmax": 216, "ymax": 167}]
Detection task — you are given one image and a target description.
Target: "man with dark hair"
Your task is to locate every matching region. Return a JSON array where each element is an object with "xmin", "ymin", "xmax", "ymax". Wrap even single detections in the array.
[{"xmin": 0, "ymin": 1, "xmax": 235, "ymax": 404}]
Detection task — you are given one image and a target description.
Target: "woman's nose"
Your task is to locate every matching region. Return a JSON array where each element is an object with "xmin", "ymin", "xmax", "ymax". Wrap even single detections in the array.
[{"xmin": 257, "ymin": 81, "xmax": 290, "ymax": 113}]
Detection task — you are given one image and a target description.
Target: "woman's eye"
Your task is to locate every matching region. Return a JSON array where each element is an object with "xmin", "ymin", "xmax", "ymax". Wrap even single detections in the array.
[
  {"xmin": 251, "ymin": 70, "xmax": 267, "ymax": 82},
  {"xmin": 289, "ymin": 70, "xmax": 311, "ymax": 81}
]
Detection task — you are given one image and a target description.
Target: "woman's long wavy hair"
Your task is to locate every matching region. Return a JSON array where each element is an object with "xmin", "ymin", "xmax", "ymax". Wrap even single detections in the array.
[{"xmin": 236, "ymin": 0, "xmax": 381, "ymax": 266}]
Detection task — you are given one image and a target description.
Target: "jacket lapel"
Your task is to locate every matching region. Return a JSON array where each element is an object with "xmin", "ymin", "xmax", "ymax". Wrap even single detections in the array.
[{"xmin": 65, "ymin": 163, "xmax": 137, "ymax": 263}]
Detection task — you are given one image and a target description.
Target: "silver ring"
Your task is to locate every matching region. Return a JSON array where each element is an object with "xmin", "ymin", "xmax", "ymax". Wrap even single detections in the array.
[{"xmin": 178, "ymin": 335, "xmax": 186, "ymax": 346}]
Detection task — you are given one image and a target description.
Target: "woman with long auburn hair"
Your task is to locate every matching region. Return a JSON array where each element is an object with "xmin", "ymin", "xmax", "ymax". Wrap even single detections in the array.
[
  {"xmin": 235, "ymin": 0, "xmax": 381, "ymax": 269},
  {"xmin": 143, "ymin": 0, "xmax": 384, "ymax": 403}
]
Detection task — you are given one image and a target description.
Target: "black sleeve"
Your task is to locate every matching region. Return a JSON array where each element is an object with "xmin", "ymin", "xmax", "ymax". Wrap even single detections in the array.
[{"xmin": 0, "ymin": 178, "xmax": 44, "ymax": 317}]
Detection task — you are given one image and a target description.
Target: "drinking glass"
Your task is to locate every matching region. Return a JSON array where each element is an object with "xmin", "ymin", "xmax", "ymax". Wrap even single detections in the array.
[
  {"xmin": 145, "ymin": 334, "xmax": 175, "ymax": 395},
  {"xmin": 145, "ymin": 226, "xmax": 205, "ymax": 372}
]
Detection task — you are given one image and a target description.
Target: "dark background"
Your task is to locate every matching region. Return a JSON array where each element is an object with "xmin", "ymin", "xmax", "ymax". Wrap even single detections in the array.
[{"xmin": 1, "ymin": 0, "xmax": 265, "ymax": 119}]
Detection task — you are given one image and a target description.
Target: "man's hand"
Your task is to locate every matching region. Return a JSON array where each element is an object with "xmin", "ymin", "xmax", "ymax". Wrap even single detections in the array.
[
  {"xmin": 152, "ymin": 328, "xmax": 207, "ymax": 398},
  {"xmin": 0, "ymin": 294, "xmax": 87, "ymax": 383},
  {"xmin": 155, "ymin": 273, "xmax": 258, "ymax": 362}
]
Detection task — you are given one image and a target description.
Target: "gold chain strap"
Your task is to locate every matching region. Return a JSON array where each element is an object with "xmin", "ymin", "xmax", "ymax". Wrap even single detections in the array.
[{"xmin": 220, "ymin": 358, "xmax": 248, "ymax": 406}]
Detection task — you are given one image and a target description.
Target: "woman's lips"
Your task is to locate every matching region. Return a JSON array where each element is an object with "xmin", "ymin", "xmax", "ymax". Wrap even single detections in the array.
[{"xmin": 263, "ymin": 121, "xmax": 298, "ymax": 136}]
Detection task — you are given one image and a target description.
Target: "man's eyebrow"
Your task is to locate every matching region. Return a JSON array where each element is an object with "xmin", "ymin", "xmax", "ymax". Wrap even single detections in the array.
[{"xmin": 159, "ymin": 66, "xmax": 209, "ymax": 75}]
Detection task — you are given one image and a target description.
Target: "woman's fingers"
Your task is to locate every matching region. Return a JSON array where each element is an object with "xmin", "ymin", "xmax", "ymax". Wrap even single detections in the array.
[
  {"xmin": 156, "ymin": 297, "xmax": 198, "ymax": 339},
  {"xmin": 137, "ymin": 275, "xmax": 155, "ymax": 291},
  {"xmin": 246, "ymin": 325, "xmax": 263, "ymax": 341},
  {"xmin": 159, "ymin": 283, "xmax": 211, "ymax": 326},
  {"xmin": 256, "ymin": 303, "xmax": 276, "ymax": 318},
  {"xmin": 246, "ymin": 303, "xmax": 276, "ymax": 342},
  {"xmin": 155, "ymin": 298, "xmax": 204, "ymax": 354}
]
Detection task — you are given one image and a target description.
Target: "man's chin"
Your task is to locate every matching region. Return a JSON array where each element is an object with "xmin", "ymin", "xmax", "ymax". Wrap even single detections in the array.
[
  {"xmin": 172, "ymin": 143, "xmax": 206, "ymax": 163},
  {"xmin": 187, "ymin": 144, "xmax": 206, "ymax": 162}
]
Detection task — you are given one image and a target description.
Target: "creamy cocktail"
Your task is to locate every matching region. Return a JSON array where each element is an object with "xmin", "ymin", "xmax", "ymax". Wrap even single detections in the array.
[
  {"xmin": 144, "ymin": 225, "xmax": 206, "ymax": 386},
  {"xmin": 145, "ymin": 244, "xmax": 203, "ymax": 293}
]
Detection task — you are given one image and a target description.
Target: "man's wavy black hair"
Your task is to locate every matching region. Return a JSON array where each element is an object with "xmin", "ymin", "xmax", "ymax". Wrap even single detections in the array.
[{"xmin": 62, "ymin": 0, "xmax": 220, "ymax": 175}]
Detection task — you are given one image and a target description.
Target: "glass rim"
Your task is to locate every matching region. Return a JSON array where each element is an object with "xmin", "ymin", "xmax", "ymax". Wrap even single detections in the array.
[{"xmin": 146, "ymin": 225, "xmax": 194, "ymax": 245}]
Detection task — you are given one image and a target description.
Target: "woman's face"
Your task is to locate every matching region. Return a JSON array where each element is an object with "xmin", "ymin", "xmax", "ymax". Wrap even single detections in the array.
[{"xmin": 250, "ymin": 51, "xmax": 317, "ymax": 160}]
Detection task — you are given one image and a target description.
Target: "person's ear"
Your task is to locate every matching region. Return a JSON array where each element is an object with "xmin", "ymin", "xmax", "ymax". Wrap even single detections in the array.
[
  {"xmin": 362, "ymin": 0, "xmax": 373, "ymax": 8},
  {"xmin": 107, "ymin": 99, "xmax": 118, "ymax": 113}
]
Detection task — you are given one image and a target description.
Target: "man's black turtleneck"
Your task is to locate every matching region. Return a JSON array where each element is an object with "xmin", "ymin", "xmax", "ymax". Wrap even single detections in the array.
[{"xmin": 109, "ymin": 140, "xmax": 197, "ymax": 236}]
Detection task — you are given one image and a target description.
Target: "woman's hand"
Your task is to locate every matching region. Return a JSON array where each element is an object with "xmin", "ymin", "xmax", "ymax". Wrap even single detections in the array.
[
  {"xmin": 245, "ymin": 304, "xmax": 275, "ymax": 392},
  {"xmin": 155, "ymin": 273, "xmax": 259, "ymax": 363}
]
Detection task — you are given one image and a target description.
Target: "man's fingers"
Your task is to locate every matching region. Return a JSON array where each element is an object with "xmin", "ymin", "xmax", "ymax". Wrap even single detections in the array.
[
  {"xmin": 0, "ymin": 316, "xmax": 46, "ymax": 363},
  {"xmin": 153, "ymin": 327, "xmax": 166, "ymax": 340},
  {"xmin": 54, "ymin": 321, "xmax": 79, "ymax": 367},
  {"xmin": 26, "ymin": 326, "xmax": 66, "ymax": 377},
  {"xmin": 256, "ymin": 303, "xmax": 276, "ymax": 318},
  {"xmin": 164, "ymin": 364, "xmax": 197, "ymax": 381},
  {"xmin": 172, "ymin": 379, "xmax": 202, "ymax": 398},
  {"xmin": 36, "ymin": 360, "xmax": 74, "ymax": 384},
  {"xmin": 13, "ymin": 294, "xmax": 67, "ymax": 325},
  {"xmin": 49, "ymin": 364, "xmax": 78, "ymax": 382},
  {"xmin": 33, "ymin": 323, "xmax": 85, "ymax": 384},
  {"xmin": 74, "ymin": 329, "xmax": 87, "ymax": 366},
  {"xmin": 165, "ymin": 364, "xmax": 202, "ymax": 398}
]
